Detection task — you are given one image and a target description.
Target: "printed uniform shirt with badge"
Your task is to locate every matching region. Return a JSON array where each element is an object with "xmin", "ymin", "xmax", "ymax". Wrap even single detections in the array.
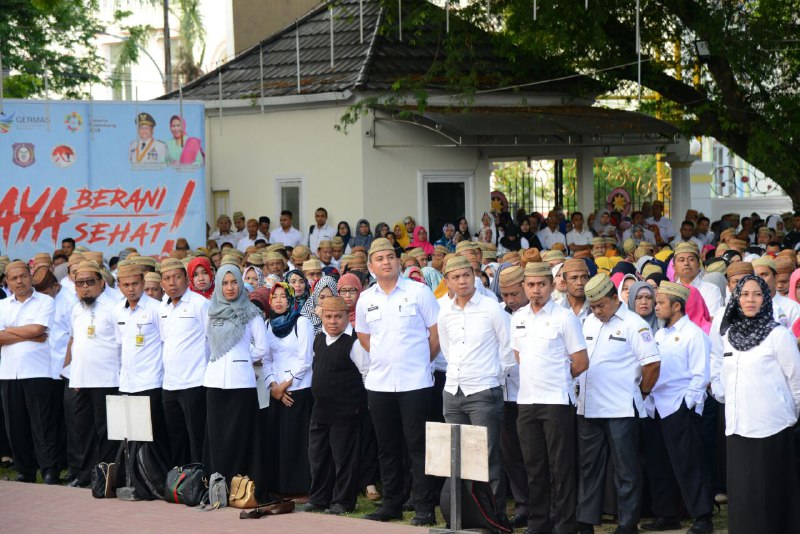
[
  {"xmin": 69, "ymin": 291, "xmax": 120, "ymax": 388},
  {"xmin": 157, "ymin": 290, "xmax": 210, "ymax": 391},
  {"xmin": 0, "ymin": 290, "xmax": 55, "ymax": 380},
  {"xmin": 115, "ymin": 293, "xmax": 164, "ymax": 393},
  {"xmin": 579, "ymin": 303, "xmax": 661, "ymax": 418}
]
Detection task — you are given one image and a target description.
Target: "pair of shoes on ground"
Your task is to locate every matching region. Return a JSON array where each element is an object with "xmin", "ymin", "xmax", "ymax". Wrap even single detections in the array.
[
  {"xmin": 641, "ymin": 516, "xmax": 713, "ymax": 534},
  {"xmin": 297, "ymin": 502, "xmax": 352, "ymax": 515},
  {"xmin": 363, "ymin": 507, "xmax": 436, "ymax": 525}
]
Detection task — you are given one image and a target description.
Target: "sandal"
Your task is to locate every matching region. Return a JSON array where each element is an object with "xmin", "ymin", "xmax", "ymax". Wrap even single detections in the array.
[{"xmin": 366, "ymin": 486, "xmax": 382, "ymax": 502}]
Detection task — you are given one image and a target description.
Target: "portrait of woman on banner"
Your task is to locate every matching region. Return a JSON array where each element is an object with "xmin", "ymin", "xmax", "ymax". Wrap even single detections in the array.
[{"xmin": 166, "ymin": 114, "xmax": 205, "ymax": 168}]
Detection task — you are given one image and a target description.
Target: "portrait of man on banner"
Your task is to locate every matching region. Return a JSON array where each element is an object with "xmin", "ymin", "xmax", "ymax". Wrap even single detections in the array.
[{"xmin": 129, "ymin": 112, "xmax": 167, "ymax": 169}]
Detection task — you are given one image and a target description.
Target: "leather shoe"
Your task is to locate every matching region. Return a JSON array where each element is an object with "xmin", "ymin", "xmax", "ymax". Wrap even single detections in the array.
[
  {"xmin": 510, "ymin": 514, "xmax": 529, "ymax": 528},
  {"xmin": 326, "ymin": 503, "xmax": 348, "ymax": 515},
  {"xmin": 43, "ymin": 472, "xmax": 60, "ymax": 485},
  {"xmin": 297, "ymin": 502, "xmax": 327, "ymax": 513},
  {"xmin": 409, "ymin": 512, "xmax": 436, "ymax": 526},
  {"xmin": 67, "ymin": 478, "xmax": 89, "ymax": 488},
  {"xmin": 364, "ymin": 507, "xmax": 403, "ymax": 522},
  {"xmin": 577, "ymin": 522, "xmax": 595, "ymax": 534},
  {"xmin": 14, "ymin": 473, "xmax": 35, "ymax": 483},
  {"xmin": 641, "ymin": 517, "xmax": 681, "ymax": 531},
  {"xmin": 687, "ymin": 518, "xmax": 713, "ymax": 534}
]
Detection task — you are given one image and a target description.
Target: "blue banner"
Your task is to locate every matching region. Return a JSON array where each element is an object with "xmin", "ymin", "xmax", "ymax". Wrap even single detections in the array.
[{"xmin": 0, "ymin": 100, "xmax": 206, "ymax": 259}]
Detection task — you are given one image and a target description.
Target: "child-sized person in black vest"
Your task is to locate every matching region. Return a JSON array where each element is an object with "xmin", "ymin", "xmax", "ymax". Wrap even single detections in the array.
[{"xmin": 299, "ymin": 296, "xmax": 370, "ymax": 515}]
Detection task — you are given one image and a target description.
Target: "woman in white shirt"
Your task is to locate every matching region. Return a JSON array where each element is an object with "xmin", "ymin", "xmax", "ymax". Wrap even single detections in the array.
[
  {"xmin": 204, "ymin": 264, "xmax": 268, "ymax": 495},
  {"xmin": 265, "ymin": 282, "xmax": 315, "ymax": 494},
  {"xmin": 713, "ymin": 274, "xmax": 800, "ymax": 533}
]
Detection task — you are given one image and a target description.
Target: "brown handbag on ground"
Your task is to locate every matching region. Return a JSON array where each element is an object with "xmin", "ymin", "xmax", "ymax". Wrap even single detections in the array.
[
  {"xmin": 228, "ymin": 475, "xmax": 258, "ymax": 509},
  {"xmin": 239, "ymin": 498, "xmax": 295, "ymax": 519}
]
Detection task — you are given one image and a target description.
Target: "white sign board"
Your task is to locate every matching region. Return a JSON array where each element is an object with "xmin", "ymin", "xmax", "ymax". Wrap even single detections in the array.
[
  {"xmin": 425, "ymin": 422, "xmax": 489, "ymax": 482},
  {"xmin": 106, "ymin": 395, "xmax": 153, "ymax": 442}
]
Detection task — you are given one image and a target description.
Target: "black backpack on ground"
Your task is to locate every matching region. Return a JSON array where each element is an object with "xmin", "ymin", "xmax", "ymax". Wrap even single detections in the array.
[
  {"xmin": 440, "ymin": 479, "xmax": 513, "ymax": 534},
  {"xmin": 114, "ymin": 441, "xmax": 170, "ymax": 501}
]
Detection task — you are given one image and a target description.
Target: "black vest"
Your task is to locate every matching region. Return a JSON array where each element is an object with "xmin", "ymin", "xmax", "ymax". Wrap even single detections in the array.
[{"xmin": 311, "ymin": 330, "xmax": 367, "ymax": 424}]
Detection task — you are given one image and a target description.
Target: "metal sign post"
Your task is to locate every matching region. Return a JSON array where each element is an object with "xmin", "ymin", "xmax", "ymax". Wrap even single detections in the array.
[{"xmin": 106, "ymin": 395, "xmax": 153, "ymax": 501}]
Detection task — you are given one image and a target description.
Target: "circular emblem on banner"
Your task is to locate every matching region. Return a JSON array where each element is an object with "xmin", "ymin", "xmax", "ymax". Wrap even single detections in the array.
[
  {"xmin": 606, "ymin": 187, "xmax": 631, "ymax": 216},
  {"xmin": 12, "ymin": 142, "xmax": 35, "ymax": 168},
  {"xmin": 491, "ymin": 191, "xmax": 509, "ymax": 213},
  {"xmin": 64, "ymin": 111, "xmax": 83, "ymax": 133},
  {"xmin": 51, "ymin": 145, "xmax": 76, "ymax": 168}
]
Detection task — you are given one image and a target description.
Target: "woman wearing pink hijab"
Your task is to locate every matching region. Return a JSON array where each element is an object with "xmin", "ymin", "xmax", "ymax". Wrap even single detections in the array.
[
  {"xmin": 408, "ymin": 226, "xmax": 434, "ymax": 256},
  {"xmin": 166, "ymin": 115, "xmax": 204, "ymax": 166},
  {"xmin": 787, "ymin": 269, "xmax": 800, "ymax": 336},
  {"xmin": 685, "ymin": 284, "xmax": 712, "ymax": 334}
]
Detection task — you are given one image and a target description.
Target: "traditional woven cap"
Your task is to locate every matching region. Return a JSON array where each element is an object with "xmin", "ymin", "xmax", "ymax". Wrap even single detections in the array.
[
  {"xmin": 573, "ymin": 250, "xmax": 592, "ymax": 259},
  {"xmin": 520, "ymin": 248, "xmax": 541, "ymax": 266},
  {"xmin": 33, "ymin": 252, "xmax": 53, "ymax": 266},
  {"xmin": 408, "ymin": 248, "xmax": 425, "ymax": 258},
  {"xmin": 303, "ymin": 258, "xmax": 323, "ymax": 271},
  {"xmin": 726, "ymin": 261, "xmax": 754, "ymax": 277},
  {"xmin": 368, "ymin": 238, "xmax": 394, "ymax": 257},
  {"xmin": 499, "ymin": 265, "xmax": 524, "ymax": 287},
  {"xmin": 160, "ymin": 258, "xmax": 186, "ymax": 273},
  {"xmin": 562, "ymin": 258, "xmax": 589, "ymax": 274},
  {"xmin": 633, "ymin": 246, "xmax": 650, "ymax": 261},
  {"xmin": 5, "ymin": 260, "xmax": 28, "ymax": 274},
  {"xmin": 74, "ymin": 246, "xmax": 89, "ymax": 253},
  {"xmin": 622, "ymin": 238, "xmax": 636, "ymax": 254},
  {"xmin": 549, "ymin": 241, "xmax": 565, "ymax": 252},
  {"xmin": 674, "ymin": 242, "xmax": 700, "ymax": 257},
  {"xmin": 641, "ymin": 263, "xmax": 663, "ymax": 279},
  {"xmin": 585, "ymin": 273, "xmax": 615, "ymax": 303},
  {"xmin": 348, "ymin": 256, "xmax": 367, "ymax": 270},
  {"xmin": 84, "ymin": 251, "xmax": 104, "ymax": 264},
  {"xmin": 502, "ymin": 251, "xmax": 520, "ymax": 265},
  {"xmin": 716, "ymin": 243, "xmax": 730, "ymax": 253},
  {"xmin": 0, "ymin": 255, "xmax": 10, "ymax": 264},
  {"xmin": 67, "ymin": 253, "xmax": 85, "ymax": 266},
  {"xmin": 659, "ymin": 281, "xmax": 690, "ymax": 302},
  {"xmin": 291, "ymin": 245, "xmax": 311, "ymax": 262},
  {"xmin": 729, "ymin": 238, "xmax": 747, "ymax": 252},
  {"xmin": 266, "ymin": 243, "xmax": 285, "ymax": 253},
  {"xmin": 331, "ymin": 236, "xmax": 345, "ymax": 248},
  {"xmin": 444, "ymin": 256, "xmax": 473, "ymax": 275},
  {"xmin": 640, "ymin": 241, "xmax": 655, "ymax": 250},
  {"xmin": 455, "ymin": 240, "xmax": 480, "ymax": 254},
  {"xmin": 591, "ymin": 237, "xmax": 605, "ymax": 246},
  {"xmin": 317, "ymin": 240, "xmax": 333, "ymax": 249},
  {"xmin": 441, "ymin": 254, "xmax": 456, "ymax": 271},
  {"xmin": 775, "ymin": 257, "xmax": 796, "ymax": 274},
  {"xmin": 220, "ymin": 255, "xmax": 240, "ymax": 267},
  {"xmin": 603, "ymin": 237, "xmax": 617, "ymax": 245},
  {"xmin": 483, "ymin": 242, "xmax": 497, "ymax": 252},
  {"xmin": 351, "ymin": 246, "xmax": 367, "ymax": 255},
  {"xmin": 339, "ymin": 254, "xmax": 354, "ymax": 264},
  {"xmin": 542, "ymin": 250, "xmax": 565, "ymax": 262},
  {"xmin": 232, "ymin": 211, "xmax": 245, "ymax": 219},
  {"xmin": 778, "ymin": 249, "xmax": 797, "ymax": 260},
  {"xmin": 76, "ymin": 260, "xmax": 102, "ymax": 275},
  {"xmin": 752, "ymin": 257, "xmax": 777, "ymax": 272},
  {"xmin": 228, "ymin": 248, "xmax": 245, "ymax": 259},
  {"xmin": 757, "ymin": 227, "xmax": 772, "ymax": 235},
  {"xmin": 265, "ymin": 251, "xmax": 284, "ymax": 263},
  {"xmin": 704, "ymin": 259, "xmax": 727, "ymax": 274},
  {"xmin": 434, "ymin": 245, "xmax": 449, "ymax": 255},
  {"xmin": 483, "ymin": 250, "xmax": 497, "ymax": 260},
  {"xmin": 130, "ymin": 256, "xmax": 157, "ymax": 268},
  {"xmin": 244, "ymin": 246, "xmax": 258, "ymax": 256},
  {"xmin": 248, "ymin": 253, "xmax": 264, "ymax": 266},
  {"xmin": 32, "ymin": 268, "xmax": 57, "ymax": 292},
  {"xmin": 524, "ymin": 261, "xmax": 552, "ymax": 278},
  {"xmin": 321, "ymin": 296, "xmax": 348, "ymax": 312},
  {"xmin": 117, "ymin": 264, "xmax": 144, "ymax": 278},
  {"xmin": 144, "ymin": 272, "xmax": 162, "ymax": 283},
  {"xmin": 169, "ymin": 250, "xmax": 188, "ymax": 260}
]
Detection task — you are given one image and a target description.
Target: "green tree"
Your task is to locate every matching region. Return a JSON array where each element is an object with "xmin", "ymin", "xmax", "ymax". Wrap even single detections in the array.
[{"xmin": 367, "ymin": 0, "xmax": 800, "ymax": 206}]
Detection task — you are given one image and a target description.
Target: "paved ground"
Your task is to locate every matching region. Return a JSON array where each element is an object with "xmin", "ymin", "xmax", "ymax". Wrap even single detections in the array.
[{"xmin": 0, "ymin": 480, "xmax": 419, "ymax": 534}]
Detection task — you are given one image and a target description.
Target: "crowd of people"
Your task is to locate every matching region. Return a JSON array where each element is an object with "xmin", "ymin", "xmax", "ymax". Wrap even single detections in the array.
[{"xmin": 1, "ymin": 201, "xmax": 800, "ymax": 534}]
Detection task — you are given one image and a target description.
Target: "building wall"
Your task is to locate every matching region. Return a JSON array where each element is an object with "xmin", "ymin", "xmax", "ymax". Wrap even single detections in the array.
[{"xmin": 231, "ymin": 0, "xmax": 320, "ymax": 55}]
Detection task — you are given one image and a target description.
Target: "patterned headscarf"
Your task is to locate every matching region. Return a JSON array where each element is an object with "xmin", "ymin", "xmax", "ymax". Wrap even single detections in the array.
[
  {"xmin": 721, "ymin": 274, "xmax": 779, "ymax": 351},
  {"xmin": 301, "ymin": 275, "xmax": 339, "ymax": 334},
  {"xmin": 268, "ymin": 282, "xmax": 301, "ymax": 339},
  {"xmin": 284, "ymin": 269, "xmax": 309, "ymax": 310},
  {"xmin": 248, "ymin": 286, "xmax": 271, "ymax": 315},
  {"xmin": 243, "ymin": 265, "xmax": 264, "ymax": 289},
  {"xmin": 187, "ymin": 256, "xmax": 215, "ymax": 299}
]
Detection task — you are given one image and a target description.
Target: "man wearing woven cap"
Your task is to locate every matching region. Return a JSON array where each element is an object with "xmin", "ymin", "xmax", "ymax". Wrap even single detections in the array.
[
  {"xmin": 129, "ymin": 112, "xmax": 166, "ymax": 167},
  {"xmin": 302, "ymin": 258, "xmax": 324, "ymax": 284},
  {"xmin": 639, "ymin": 281, "xmax": 714, "ymax": 533},
  {"xmin": 537, "ymin": 211, "xmax": 568, "ymax": 251},
  {"xmin": 560, "ymin": 258, "xmax": 591, "ymax": 322},
  {"xmin": 438, "ymin": 256, "xmax": 515, "ymax": 509},
  {"xmin": 543, "ymin": 249, "xmax": 565, "ymax": 267},
  {"xmin": 590, "ymin": 237, "xmax": 605, "ymax": 259},
  {"xmin": 144, "ymin": 272, "xmax": 164, "ymax": 301},
  {"xmin": 317, "ymin": 239, "xmax": 335, "ymax": 269},
  {"xmin": 356, "ymin": 237, "xmax": 440, "ymax": 525},
  {"xmin": 331, "ymin": 236, "xmax": 345, "ymax": 263},
  {"xmin": 431, "ymin": 245, "xmax": 448, "ymax": 272},
  {"xmin": 774, "ymin": 256, "xmax": 796, "ymax": 297},
  {"xmin": 157, "ymin": 257, "xmax": 209, "ymax": 466},
  {"xmin": 114, "ymin": 264, "xmax": 169, "ymax": 453},
  {"xmin": 302, "ymin": 295, "xmax": 369, "ymax": 515},
  {"xmin": 209, "ymin": 214, "xmax": 238, "ymax": 249},
  {"xmin": 577, "ymin": 274, "xmax": 661, "ymax": 534},
  {"xmin": 260, "ymin": 251, "xmax": 283, "ymax": 277},
  {"xmin": 0, "ymin": 260, "xmax": 58, "ymax": 484},
  {"xmin": 230, "ymin": 210, "xmax": 246, "ymax": 238},
  {"xmin": 236, "ymin": 218, "xmax": 267, "ymax": 253},
  {"xmin": 673, "ymin": 242, "xmax": 724, "ymax": 315},
  {"xmin": 512, "ymin": 262, "xmax": 588, "ymax": 534},
  {"xmin": 455, "ymin": 240, "xmax": 496, "ymax": 299},
  {"xmin": 63, "ymin": 260, "xmax": 120, "ymax": 487},
  {"xmin": 753, "ymin": 257, "xmax": 800, "ymax": 331}
]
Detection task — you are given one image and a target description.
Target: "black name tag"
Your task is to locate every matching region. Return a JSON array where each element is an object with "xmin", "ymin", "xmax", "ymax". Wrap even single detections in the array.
[
  {"xmin": 723, "ymin": 352, "xmax": 733, "ymax": 357},
  {"xmin": 609, "ymin": 335, "xmax": 627, "ymax": 342}
]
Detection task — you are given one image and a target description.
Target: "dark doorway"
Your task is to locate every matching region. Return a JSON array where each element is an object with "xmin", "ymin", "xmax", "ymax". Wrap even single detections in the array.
[{"xmin": 427, "ymin": 182, "xmax": 466, "ymax": 243}]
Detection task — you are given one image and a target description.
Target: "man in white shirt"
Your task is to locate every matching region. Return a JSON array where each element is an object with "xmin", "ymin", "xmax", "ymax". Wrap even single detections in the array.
[
  {"xmin": 673, "ymin": 242, "xmax": 724, "ymax": 315},
  {"xmin": 270, "ymin": 210, "xmax": 304, "ymax": 247},
  {"xmin": 497, "ymin": 265, "xmax": 531, "ymax": 528},
  {"xmin": 645, "ymin": 200, "xmax": 675, "ymax": 243},
  {"xmin": 753, "ymin": 257, "xmax": 800, "ymax": 330},
  {"xmin": 513, "ymin": 262, "xmax": 589, "ymax": 534},
  {"xmin": 696, "ymin": 216, "xmax": 715, "ymax": 246},
  {"xmin": 561, "ymin": 259, "xmax": 591, "ymax": 323},
  {"xmin": 236, "ymin": 218, "xmax": 268, "ymax": 252},
  {"xmin": 158, "ymin": 258, "xmax": 209, "ymax": 466},
  {"xmin": 115, "ymin": 263, "xmax": 168, "ymax": 452},
  {"xmin": 642, "ymin": 282, "xmax": 714, "ymax": 534},
  {"xmin": 537, "ymin": 211, "xmax": 568, "ymax": 250},
  {"xmin": 232, "ymin": 210, "xmax": 247, "ymax": 240},
  {"xmin": 439, "ymin": 256, "xmax": 515, "ymax": 506},
  {"xmin": 308, "ymin": 207, "xmax": 336, "ymax": 252},
  {"xmin": 455, "ymin": 240, "xmax": 497, "ymax": 299},
  {"xmin": 670, "ymin": 220, "xmax": 704, "ymax": 252},
  {"xmin": 566, "ymin": 212, "xmax": 594, "ymax": 253},
  {"xmin": 317, "ymin": 240, "xmax": 336, "ymax": 268},
  {"xmin": 209, "ymin": 214, "xmax": 239, "ymax": 248},
  {"xmin": 577, "ymin": 274, "xmax": 661, "ymax": 534},
  {"xmin": 63, "ymin": 260, "xmax": 120, "ymax": 487},
  {"xmin": 356, "ymin": 238, "xmax": 440, "ymax": 526},
  {"xmin": 0, "ymin": 261, "xmax": 58, "ymax": 484}
]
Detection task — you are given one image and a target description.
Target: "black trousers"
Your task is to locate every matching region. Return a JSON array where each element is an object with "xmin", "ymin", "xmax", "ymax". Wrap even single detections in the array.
[
  {"xmin": 359, "ymin": 412, "xmax": 380, "ymax": 488},
  {"xmin": 0, "ymin": 386, "xmax": 11, "ymax": 458},
  {"xmin": 368, "ymin": 387, "xmax": 437, "ymax": 515},
  {"xmin": 501, "ymin": 401, "xmax": 529, "ymax": 517},
  {"xmin": 162, "ymin": 386, "xmax": 206, "ymax": 466},
  {"xmin": 63, "ymin": 383, "xmax": 82, "ymax": 476},
  {"xmin": 727, "ymin": 427, "xmax": 800, "ymax": 534},
  {"xmin": 308, "ymin": 418, "xmax": 362, "ymax": 510},
  {"xmin": 518, "ymin": 404, "xmax": 577, "ymax": 534},
  {"xmin": 577, "ymin": 416, "xmax": 641, "ymax": 530},
  {"xmin": 643, "ymin": 404, "xmax": 713, "ymax": 519},
  {"xmin": 267, "ymin": 387, "xmax": 313, "ymax": 494},
  {"xmin": 127, "ymin": 388, "xmax": 170, "ymax": 456},
  {"xmin": 74, "ymin": 386, "xmax": 119, "ymax": 483},
  {"xmin": 0, "ymin": 378, "xmax": 60, "ymax": 477},
  {"xmin": 49, "ymin": 379, "xmax": 68, "ymax": 471}
]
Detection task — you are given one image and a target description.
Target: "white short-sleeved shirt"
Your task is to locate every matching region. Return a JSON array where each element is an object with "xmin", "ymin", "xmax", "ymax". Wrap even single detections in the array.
[
  {"xmin": 236, "ymin": 232, "xmax": 268, "ymax": 253},
  {"xmin": 50, "ymin": 288, "xmax": 77, "ymax": 379},
  {"xmin": 322, "ymin": 324, "xmax": 371, "ymax": 380},
  {"xmin": 536, "ymin": 227, "xmax": 567, "ymax": 250},
  {"xmin": 158, "ymin": 290, "xmax": 210, "ymax": 390},
  {"xmin": 209, "ymin": 231, "xmax": 239, "ymax": 249},
  {"xmin": 269, "ymin": 226, "xmax": 304, "ymax": 248},
  {"xmin": 645, "ymin": 216, "xmax": 676, "ymax": 241},
  {"xmin": 716, "ymin": 327, "xmax": 800, "ymax": 438},
  {"xmin": 439, "ymin": 290, "xmax": 514, "ymax": 396},
  {"xmin": 648, "ymin": 315, "xmax": 709, "ymax": 418},
  {"xmin": 0, "ymin": 290, "xmax": 55, "ymax": 380},
  {"xmin": 579, "ymin": 303, "xmax": 661, "ymax": 418},
  {"xmin": 264, "ymin": 315, "xmax": 314, "ymax": 391},
  {"xmin": 115, "ymin": 294, "xmax": 163, "ymax": 393},
  {"xmin": 566, "ymin": 228, "xmax": 594, "ymax": 248},
  {"xmin": 356, "ymin": 276, "xmax": 439, "ymax": 392},
  {"xmin": 204, "ymin": 316, "xmax": 268, "ymax": 389},
  {"xmin": 309, "ymin": 223, "xmax": 336, "ymax": 253},
  {"xmin": 560, "ymin": 296, "xmax": 590, "ymax": 324},
  {"xmin": 774, "ymin": 294, "xmax": 800, "ymax": 332},
  {"xmin": 69, "ymin": 292, "xmax": 120, "ymax": 388},
  {"xmin": 685, "ymin": 276, "xmax": 724, "ymax": 316},
  {"xmin": 512, "ymin": 300, "xmax": 587, "ymax": 405}
]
